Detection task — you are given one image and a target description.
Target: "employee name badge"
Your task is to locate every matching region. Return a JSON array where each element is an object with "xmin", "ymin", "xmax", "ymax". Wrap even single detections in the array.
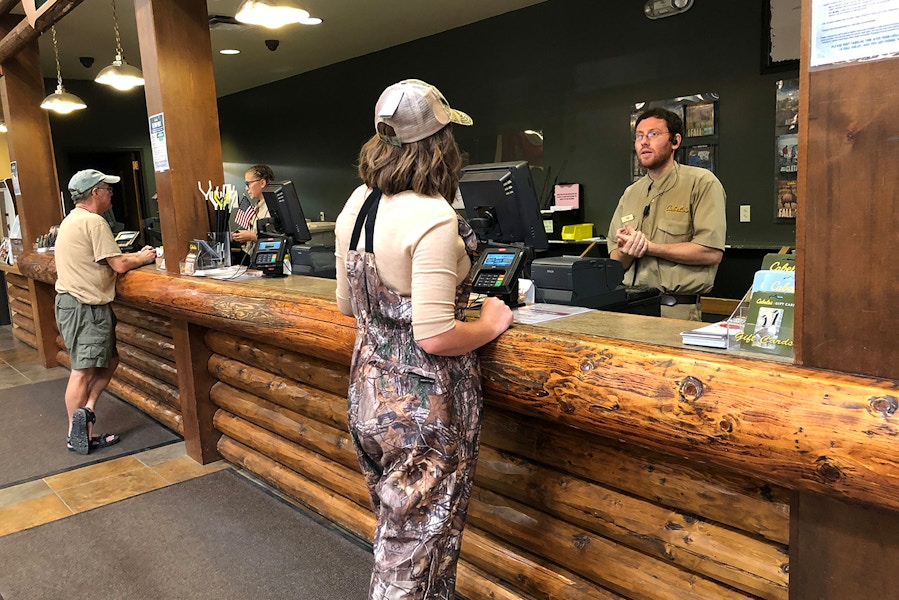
[{"xmin": 621, "ymin": 214, "xmax": 635, "ymax": 224}]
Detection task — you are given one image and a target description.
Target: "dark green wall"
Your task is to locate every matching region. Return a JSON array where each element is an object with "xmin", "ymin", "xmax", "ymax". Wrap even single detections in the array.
[
  {"xmin": 45, "ymin": 78, "xmax": 156, "ymax": 216},
  {"xmin": 216, "ymin": 0, "xmax": 796, "ymax": 247},
  {"xmin": 48, "ymin": 0, "xmax": 796, "ymax": 249}
]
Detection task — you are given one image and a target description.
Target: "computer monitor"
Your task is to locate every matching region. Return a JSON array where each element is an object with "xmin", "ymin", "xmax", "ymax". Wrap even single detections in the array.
[
  {"xmin": 261, "ymin": 180, "xmax": 312, "ymax": 245},
  {"xmin": 459, "ymin": 161, "xmax": 549, "ymax": 251}
]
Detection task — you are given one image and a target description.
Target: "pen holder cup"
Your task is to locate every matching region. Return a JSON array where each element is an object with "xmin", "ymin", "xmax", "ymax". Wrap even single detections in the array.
[{"xmin": 208, "ymin": 231, "xmax": 232, "ymax": 268}]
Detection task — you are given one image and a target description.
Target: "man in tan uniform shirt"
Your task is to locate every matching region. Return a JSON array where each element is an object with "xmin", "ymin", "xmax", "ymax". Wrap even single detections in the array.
[
  {"xmin": 608, "ymin": 108, "xmax": 726, "ymax": 321},
  {"xmin": 55, "ymin": 169, "xmax": 156, "ymax": 454}
]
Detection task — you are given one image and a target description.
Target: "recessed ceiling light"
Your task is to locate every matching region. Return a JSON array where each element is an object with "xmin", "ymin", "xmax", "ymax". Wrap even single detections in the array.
[{"xmin": 220, "ymin": 49, "xmax": 240, "ymax": 55}]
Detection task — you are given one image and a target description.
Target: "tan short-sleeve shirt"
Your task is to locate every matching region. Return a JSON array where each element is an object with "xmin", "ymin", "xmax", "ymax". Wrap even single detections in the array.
[
  {"xmin": 607, "ymin": 163, "xmax": 726, "ymax": 294},
  {"xmin": 55, "ymin": 207, "xmax": 123, "ymax": 305}
]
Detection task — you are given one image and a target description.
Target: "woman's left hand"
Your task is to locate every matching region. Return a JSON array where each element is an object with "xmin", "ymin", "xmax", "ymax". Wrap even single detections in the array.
[{"xmin": 231, "ymin": 229, "xmax": 256, "ymax": 243}]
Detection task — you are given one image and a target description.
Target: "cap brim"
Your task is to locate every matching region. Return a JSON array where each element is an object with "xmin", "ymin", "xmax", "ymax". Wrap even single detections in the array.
[{"xmin": 448, "ymin": 108, "xmax": 473, "ymax": 127}]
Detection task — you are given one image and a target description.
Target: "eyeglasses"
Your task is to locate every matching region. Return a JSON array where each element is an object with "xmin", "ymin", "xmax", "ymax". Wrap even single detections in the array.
[
  {"xmin": 95, "ymin": 185, "xmax": 113, "ymax": 193},
  {"xmin": 634, "ymin": 130, "xmax": 670, "ymax": 142},
  {"xmin": 245, "ymin": 179, "xmax": 262, "ymax": 187}
]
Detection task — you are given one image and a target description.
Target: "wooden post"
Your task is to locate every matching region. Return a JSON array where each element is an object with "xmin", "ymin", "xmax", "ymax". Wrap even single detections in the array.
[
  {"xmin": 0, "ymin": 14, "xmax": 62, "ymax": 367},
  {"xmin": 132, "ymin": 0, "xmax": 225, "ymax": 462},
  {"xmin": 795, "ymin": 0, "xmax": 899, "ymax": 379},
  {"xmin": 132, "ymin": 0, "xmax": 224, "ymax": 272},
  {"xmin": 172, "ymin": 319, "xmax": 219, "ymax": 463}
]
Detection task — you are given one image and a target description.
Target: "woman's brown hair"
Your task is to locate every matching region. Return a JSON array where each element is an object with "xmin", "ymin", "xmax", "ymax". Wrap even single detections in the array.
[
  {"xmin": 246, "ymin": 164, "xmax": 275, "ymax": 183},
  {"xmin": 357, "ymin": 125, "xmax": 462, "ymax": 202}
]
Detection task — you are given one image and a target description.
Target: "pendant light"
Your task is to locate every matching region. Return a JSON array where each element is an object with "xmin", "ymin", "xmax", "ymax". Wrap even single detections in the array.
[
  {"xmin": 40, "ymin": 26, "xmax": 87, "ymax": 114},
  {"xmin": 94, "ymin": 0, "xmax": 144, "ymax": 91},
  {"xmin": 235, "ymin": 0, "xmax": 322, "ymax": 29}
]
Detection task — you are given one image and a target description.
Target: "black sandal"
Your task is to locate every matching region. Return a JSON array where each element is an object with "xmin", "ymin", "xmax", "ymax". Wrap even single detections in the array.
[
  {"xmin": 68, "ymin": 408, "xmax": 93, "ymax": 455},
  {"xmin": 89, "ymin": 433, "xmax": 120, "ymax": 449},
  {"xmin": 67, "ymin": 433, "xmax": 121, "ymax": 452}
]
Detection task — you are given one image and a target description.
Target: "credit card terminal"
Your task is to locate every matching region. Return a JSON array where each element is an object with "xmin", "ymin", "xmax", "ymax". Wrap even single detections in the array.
[
  {"xmin": 251, "ymin": 234, "xmax": 288, "ymax": 277},
  {"xmin": 471, "ymin": 245, "xmax": 526, "ymax": 307},
  {"xmin": 114, "ymin": 231, "xmax": 141, "ymax": 252}
]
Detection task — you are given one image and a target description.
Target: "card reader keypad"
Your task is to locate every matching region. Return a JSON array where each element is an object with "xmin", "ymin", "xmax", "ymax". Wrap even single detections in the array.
[
  {"xmin": 475, "ymin": 271, "xmax": 505, "ymax": 287},
  {"xmin": 255, "ymin": 253, "xmax": 279, "ymax": 265}
]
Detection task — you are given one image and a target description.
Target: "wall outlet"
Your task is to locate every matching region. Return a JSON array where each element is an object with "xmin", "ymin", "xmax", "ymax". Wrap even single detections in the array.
[{"xmin": 740, "ymin": 205, "xmax": 751, "ymax": 222}]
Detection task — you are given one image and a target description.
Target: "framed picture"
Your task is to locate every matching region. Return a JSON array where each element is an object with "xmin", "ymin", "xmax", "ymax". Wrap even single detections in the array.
[
  {"xmin": 775, "ymin": 79, "xmax": 799, "ymax": 129},
  {"xmin": 776, "ymin": 178, "xmax": 797, "ymax": 219},
  {"xmin": 776, "ymin": 134, "xmax": 798, "ymax": 174},
  {"xmin": 685, "ymin": 102, "xmax": 715, "ymax": 137},
  {"xmin": 684, "ymin": 145, "xmax": 716, "ymax": 173},
  {"xmin": 662, "ymin": 103, "xmax": 685, "ymax": 124}
]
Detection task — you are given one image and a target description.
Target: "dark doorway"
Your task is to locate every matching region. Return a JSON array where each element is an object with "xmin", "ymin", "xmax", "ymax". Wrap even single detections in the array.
[{"xmin": 66, "ymin": 150, "xmax": 147, "ymax": 238}]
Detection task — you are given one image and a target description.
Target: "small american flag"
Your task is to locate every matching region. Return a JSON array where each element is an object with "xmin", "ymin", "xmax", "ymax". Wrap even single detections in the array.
[{"xmin": 234, "ymin": 195, "xmax": 257, "ymax": 230}]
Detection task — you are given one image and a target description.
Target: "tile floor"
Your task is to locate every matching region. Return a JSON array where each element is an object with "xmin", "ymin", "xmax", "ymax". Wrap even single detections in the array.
[{"xmin": 0, "ymin": 325, "xmax": 231, "ymax": 538}]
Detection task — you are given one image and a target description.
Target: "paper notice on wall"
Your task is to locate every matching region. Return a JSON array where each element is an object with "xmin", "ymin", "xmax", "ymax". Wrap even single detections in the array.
[
  {"xmin": 811, "ymin": 0, "xmax": 899, "ymax": 67},
  {"xmin": 149, "ymin": 113, "xmax": 170, "ymax": 173},
  {"xmin": 554, "ymin": 183, "xmax": 580, "ymax": 209},
  {"xmin": 10, "ymin": 161, "xmax": 20, "ymax": 196}
]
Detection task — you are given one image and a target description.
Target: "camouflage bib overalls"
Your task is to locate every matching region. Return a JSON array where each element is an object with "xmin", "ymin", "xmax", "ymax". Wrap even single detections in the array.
[{"xmin": 345, "ymin": 189, "xmax": 482, "ymax": 600}]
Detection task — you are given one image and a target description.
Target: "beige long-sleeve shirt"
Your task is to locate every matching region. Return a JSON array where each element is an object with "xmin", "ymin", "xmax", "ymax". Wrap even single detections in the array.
[{"xmin": 335, "ymin": 185, "xmax": 470, "ymax": 341}]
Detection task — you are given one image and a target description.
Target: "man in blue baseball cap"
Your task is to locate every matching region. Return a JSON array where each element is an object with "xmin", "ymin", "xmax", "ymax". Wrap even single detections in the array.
[{"xmin": 55, "ymin": 169, "xmax": 157, "ymax": 454}]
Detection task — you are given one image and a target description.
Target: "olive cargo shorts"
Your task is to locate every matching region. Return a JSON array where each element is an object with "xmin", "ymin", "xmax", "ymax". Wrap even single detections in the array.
[{"xmin": 55, "ymin": 293, "xmax": 118, "ymax": 369}]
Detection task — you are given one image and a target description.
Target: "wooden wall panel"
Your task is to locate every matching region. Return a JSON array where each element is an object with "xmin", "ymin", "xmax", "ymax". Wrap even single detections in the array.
[{"xmin": 796, "ymin": 4, "xmax": 899, "ymax": 379}]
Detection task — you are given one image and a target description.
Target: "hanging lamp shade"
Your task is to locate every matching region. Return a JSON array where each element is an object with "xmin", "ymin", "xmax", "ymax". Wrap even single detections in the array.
[
  {"xmin": 41, "ymin": 84, "xmax": 88, "ymax": 114},
  {"xmin": 41, "ymin": 26, "xmax": 87, "ymax": 115},
  {"xmin": 95, "ymin": 0, "xmax": 144, "ymax": 91},
  {"xmin": 235, "ymin": 0, "xmax": 321, "ymax": 28},
  {"xmin": 95, "ymin": 53, "xmax": 145, "ymax": 91}
]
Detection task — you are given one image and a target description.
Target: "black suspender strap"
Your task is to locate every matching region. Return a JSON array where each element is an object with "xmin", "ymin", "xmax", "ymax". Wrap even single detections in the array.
[{"xmin": 349, "ymin": 188, "xmax": 382, "ymax": 253}]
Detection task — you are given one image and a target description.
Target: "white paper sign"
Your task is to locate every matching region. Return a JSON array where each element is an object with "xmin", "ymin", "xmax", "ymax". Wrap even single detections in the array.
[
  {"xmin": 811, "ymin": 0, "xmax": 899, "ymax": 66},
  {"xmin": 10, "ymin": 161, "xmax": 21, "ymax": 196},
  {"xmin": 149, "ymin": 113, "xmax": 170, "ymax": 172}
]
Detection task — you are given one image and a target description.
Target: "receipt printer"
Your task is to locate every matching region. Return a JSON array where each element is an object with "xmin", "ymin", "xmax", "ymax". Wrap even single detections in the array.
[
  {"xmin": 290, "ymin": 244, "xmax": 336, "ymax": 279},
  {"xmin": 531, "ymin": 256, "xmax": 626, "ymax": 309}
]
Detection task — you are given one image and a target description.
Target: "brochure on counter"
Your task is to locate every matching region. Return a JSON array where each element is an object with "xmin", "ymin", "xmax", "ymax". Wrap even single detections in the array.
[
  {"xmin": 681, "ymin": 319, "xmax": 745, "ymax": 349},
  {"xmin": 513, "ymin": 303, "xmax": 593, "ymax": 325}
]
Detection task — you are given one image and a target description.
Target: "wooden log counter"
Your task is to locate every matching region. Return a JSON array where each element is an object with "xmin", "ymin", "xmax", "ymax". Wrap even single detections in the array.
[{"xmin": 15, "ymin": 250, "xmax": 899, "ymax": 600}]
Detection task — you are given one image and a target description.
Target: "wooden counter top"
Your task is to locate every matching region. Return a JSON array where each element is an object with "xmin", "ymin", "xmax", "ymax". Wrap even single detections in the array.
[{"xmin": 16, "ymin": 251, "xmax": 899, "ymax": 513}]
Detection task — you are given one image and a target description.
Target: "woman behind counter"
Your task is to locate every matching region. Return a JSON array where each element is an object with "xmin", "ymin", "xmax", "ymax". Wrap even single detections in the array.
[
  {"xmin": 335, "ymin": 79, "xmax": 514, "ymax": 599},
  {"xmin": 231, "ymin": 164, "xmax": 273, "ymax": 257}
]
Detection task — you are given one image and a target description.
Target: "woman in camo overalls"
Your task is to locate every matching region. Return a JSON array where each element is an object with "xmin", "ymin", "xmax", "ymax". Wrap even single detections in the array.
[{"xmin": 335, "ymin": 79, "xmax": 514, "ymax": 599}]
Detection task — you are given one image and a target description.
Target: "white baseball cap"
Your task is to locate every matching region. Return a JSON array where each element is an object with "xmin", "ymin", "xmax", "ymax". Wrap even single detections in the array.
[{"xmin": 375, "ymin": 79, "xmax": 472, "ymax": 146}]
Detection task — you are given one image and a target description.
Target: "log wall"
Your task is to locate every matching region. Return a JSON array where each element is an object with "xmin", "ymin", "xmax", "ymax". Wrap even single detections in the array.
[
  {"xmin": 48, "ymin": 298, "xmax": 183, "ymax": 434},
  {"xmin": 4, "ymin": 270, "xmax": 36, "ymax": 349},
  {"xmin": 207, "ymin": 329, "xmax": 789, "ymax": 600}
]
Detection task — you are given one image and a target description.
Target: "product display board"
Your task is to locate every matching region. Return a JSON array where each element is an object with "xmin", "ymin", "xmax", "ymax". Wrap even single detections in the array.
[
  {"xmin": 774, "ymin": 79, "xmax": 799, "ymax": 220},
  {"xmin": 736, "ymin": 253, "xmax": 796, "ymax": 358}
]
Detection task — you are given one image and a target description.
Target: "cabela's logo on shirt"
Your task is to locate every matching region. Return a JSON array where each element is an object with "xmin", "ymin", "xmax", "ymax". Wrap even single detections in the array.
[{"xmin": 666, "ymin": 205, "xmax": 689, "ymax": 213}]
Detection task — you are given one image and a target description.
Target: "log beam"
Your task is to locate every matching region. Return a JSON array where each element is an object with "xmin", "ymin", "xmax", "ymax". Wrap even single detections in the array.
[{"xmin": 0, "ymin": 1, "xmax": 87, "ymax": 65}]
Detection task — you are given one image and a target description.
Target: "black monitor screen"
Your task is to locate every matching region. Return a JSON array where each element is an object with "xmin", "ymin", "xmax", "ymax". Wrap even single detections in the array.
[
  {"xmin": 459, "ymin": 161, "xmax": 549, "ymax": 251},
  {"xmin": 261, "ymin": 180, "xmax": 312, "ymax": 244}
]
